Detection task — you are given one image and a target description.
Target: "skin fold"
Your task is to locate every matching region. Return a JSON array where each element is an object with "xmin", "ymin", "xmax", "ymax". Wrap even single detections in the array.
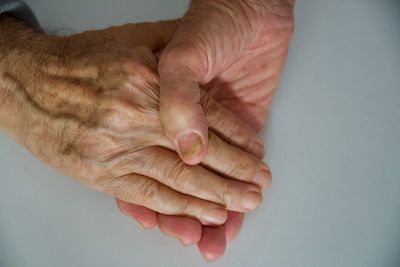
[
  {"xmin": 118, "ymin": 0, "xmax": 295, "ymax": 261},
  {"xmin": 0, "ymin": 17, "xmax": 271, "ymax": 227}
]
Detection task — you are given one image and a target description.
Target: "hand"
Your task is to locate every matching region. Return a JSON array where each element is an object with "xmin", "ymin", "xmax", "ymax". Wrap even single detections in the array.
[
  {"xmin": 0, "ymin": 17, "xmax": 270, "ymax": 224},
  {"xmin": 159, "ymin": 0, "xmax": 295, "ymax": 164},
  {"xmin": 118, "ymin": 0, "xmax": 295, "ymax": 261}
]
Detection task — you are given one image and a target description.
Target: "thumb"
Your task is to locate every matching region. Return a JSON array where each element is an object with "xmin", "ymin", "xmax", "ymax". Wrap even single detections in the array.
[{"xmin": 159, "ymin": 49, "xmax": 208, "ymax": 165}]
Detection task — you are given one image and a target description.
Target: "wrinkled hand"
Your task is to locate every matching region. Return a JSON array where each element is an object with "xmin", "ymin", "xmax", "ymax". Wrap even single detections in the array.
[
  {"xmin": 118, "ymin": 0, "xmax": 295, "ymax": 261},
  {"xmin": 159, "ymin": 0, "xmax": 295, "ymax": 163},
  {"xmin": 0, "ymin": 17, "xmax": 270, "ymax": 225}
]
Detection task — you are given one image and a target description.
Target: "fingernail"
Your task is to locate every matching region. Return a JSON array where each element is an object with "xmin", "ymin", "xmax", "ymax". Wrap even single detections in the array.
[
  {"xmin": 138, "ymin": 221, "xmax": 151, "ymax": 230},
  {"xmin": 252, "ymin": 169, "xmax": 271, "ymax": 189},
  {"xmin": 179, "ymin": 237, "xmax": 193, "ymax": 246},
  {"xmin": 203, "ymin": 252, "xmax": 217, "ymax": 262},
  {"xmin": 177, "ymin": 132, "xmax": 204, "ymax": 162},
  {"xmin": 202, "ymin": 207, "xmax": 228, "ymax": 225},
  {"xmin": 242, "ymin": 191, "xmax": 262, "ymax": 211}
]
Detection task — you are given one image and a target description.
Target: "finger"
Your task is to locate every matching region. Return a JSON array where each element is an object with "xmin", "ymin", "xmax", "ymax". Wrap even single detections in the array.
[
  {"xmin": 224, "ymin": 212, "xmax": 245, "ymax": 243},
  {"xmin": 157, "ymin": 214, "xmax": 202, "ymax": 246},
  {"xmin": 136, "ymin": 147, "xmax": 263, "ymax": 212},
  {"xmin": 106, "ymin": 173, "xmax": 228, "ymax": 225},
  {"xmin": 197, "ymin": 212, "xmax": 243, "ymax": 262},
  {"xmin": 201, "ymin": 92, "xmax": 265, "ymax": 159},
  {"xmin": 116, "ymin": 199, "xmax": 158, "ymax": 229},
  {"xmin": 159, "ymin": 48, "xmax": 209, "ymax": 165},
  {"xmin": 203, "ymin": 132, "xmax": 272, "ymax": 190},
  {"xmin": 117, "ymin": 198, "xmax": 203, "ymax": 246},
  {"xmin": 198, "ymin": 226, "xmax": 227, "ymax": 262}
]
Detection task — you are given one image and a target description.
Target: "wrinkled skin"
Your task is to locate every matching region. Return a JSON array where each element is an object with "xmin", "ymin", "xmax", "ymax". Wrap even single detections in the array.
[
  {"xmin": 0, "ymin": 0, "xmax": 295, "ymax": 260},
  {"xmin": 0, "ymin": 17, "xmax": 271, "ymax": 226},
  {"xmin": 117, "ymin": 0, "xmax": 295, "ymax": 261}
]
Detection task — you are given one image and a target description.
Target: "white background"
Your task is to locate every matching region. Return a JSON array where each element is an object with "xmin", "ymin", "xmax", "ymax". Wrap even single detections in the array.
[{"xmin": 1, "ymin": 0, "xmax": 399, "ymax": 266}]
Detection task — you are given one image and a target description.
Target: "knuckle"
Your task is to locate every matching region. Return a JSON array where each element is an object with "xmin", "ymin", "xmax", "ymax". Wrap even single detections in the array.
[
  {"xmin": 135, "ymin": 179, "xmax": 161, "ymax": 205},
  {"xmin": 166, "ymin": 159, "xmax": 190, "ymax": 189},
  {"xmin": 227, "ymin": 163, "xmax": 248, "ymax": 182},
  {"xmin": 160, "ymin": 45, "xmax": 203, "ymax": 78},
  {"xmin": 113, "ymin": 179, "xmax": 131, "ymax": 198},
  {"xmin": 230, "ymin": 126, "xmax": 253, "ymax": 145},
  {"xmin": 106, "ymin": 107, "xmax": 128, "ymax": 130},
  {"xmin": 177, "ymin": 195, "xmax": 191, "ymax": 215},
  {"xmin": 105, "ymin": 100, "xmax": 139, "ymax": 131},
  {"xmin": 207, "ymin": 133, "xmax": 260, "ymax": 181},
  {"xmin": 240, "ymin": 159, "xmax": 260, "ymax": 180},
  {"xmin": 219, "ymin": 180, "xmax": 233, "ymax": 207},
  {"xmin": 161, "ymin": 45, "xmax": 195, "ymax": 64},
  {"xmin": 226, "ymin": 163, "xmax": 243, "ymax": 179},
  {"xmin": 228, "ymin": 154, "xmax": 259, "ymax": 181},
  {"xmin": 221, "ymin": 117, "xmax": 255, "ymax": 144}
]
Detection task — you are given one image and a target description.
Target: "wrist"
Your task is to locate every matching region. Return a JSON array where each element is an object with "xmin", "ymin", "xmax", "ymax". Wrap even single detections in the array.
[
  {"xmin": 0, "ymin": 16, "xmax": 61, "ymax": 136},
  {"xmin": 0, "ymin": 16, "xmax": 60, "ymax": 69}
]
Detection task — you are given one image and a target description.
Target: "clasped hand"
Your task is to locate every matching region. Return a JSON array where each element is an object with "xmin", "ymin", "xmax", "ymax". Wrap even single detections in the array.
[{"xmin": 0, "ymin": 0, "xmax": 294, "ymax": 262}]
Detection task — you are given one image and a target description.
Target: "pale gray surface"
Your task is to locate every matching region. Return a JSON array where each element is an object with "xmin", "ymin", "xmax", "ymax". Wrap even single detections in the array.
[{"xmin": 1, "ymin": 0, "xmax": 399, "ymax": 266}]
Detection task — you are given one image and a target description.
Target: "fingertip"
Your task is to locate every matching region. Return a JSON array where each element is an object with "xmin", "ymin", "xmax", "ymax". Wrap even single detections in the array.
[
  {"xmin": 198, "ymin": 226, "xmax": 226, "ymax": 262},
  {"xmin": 140, "ymin": 220, "xmax": 157, "ymax": 230},
  {"xmin": 241, "ymin": 190, "xmax": 263, "ymax": 211},
  {"xmin": 179, "ymin": 237, "xmax": 197, "ymax": 247},
  {"xmin": 116, "ymin": 199, "xmax": 158, "ymax": 229},
  {"xmin": 203, "ymin": 252, "xmax": 219, "ymax": 262},
  {"xmin": 158, "ymin": 215, "xmax": 202, "ymax": 246}
]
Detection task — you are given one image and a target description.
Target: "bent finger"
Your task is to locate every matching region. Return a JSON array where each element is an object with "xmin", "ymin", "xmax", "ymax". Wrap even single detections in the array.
[
  {"xmin": 135, "ymin": 147, "xmax": 263, "ymax": 212},
  {"xmin": 202, "ymin": 92, "xmax": 265, "ymax": 159},
  {"xmin": 203, "ymin": 132, "xmax": 272, "ymax": 190},
  {"xmin": 105, "ymin": 173, "xmax": 228, "ymax": 225}
]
